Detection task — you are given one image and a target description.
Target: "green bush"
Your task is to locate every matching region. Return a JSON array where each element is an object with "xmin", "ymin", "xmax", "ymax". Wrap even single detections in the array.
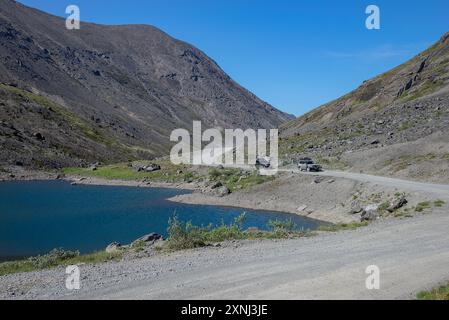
[
  {"xmin": 26, "ymin": 248, "xmax": 80, "ymax": 269},
  {"xmin": 165, "ymin": 213, "xmax": 249, "ymax": 250},
  {"xmin": 208, "ymin": 168, "xmax": 222, "ymax": 180},
  {"xmin": 434, "ymin": 200, "xmax": 446, "ymax": 208},
  {"xmin": 415, "ymin": 201, "xmax": 431, "ymax": 212},
  {"xmin": 378, "ymin": 201, "xmax": 391, "ymax": 212},
  {"xmin": 164, "ymin": 213, "xmax": 307, "ymax": 251},
  {"xmin": 417, "ymin": 282, "xmax": 449, "ymax": 300},
  {"xmin": 0, "ymin": 249, "xmax": 122, "ymax": 276},
  {"xmin": 267, "ymin": 218, "xmax": 297, "ymax": 232}
]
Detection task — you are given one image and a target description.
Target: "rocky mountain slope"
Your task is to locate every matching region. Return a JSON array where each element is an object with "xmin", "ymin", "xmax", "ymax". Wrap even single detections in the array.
[
  {"xmin": 280, "ymin": 32, "xmax": 449, "ymax": 183},
  {"xmin": 0, "ymin": 0, "xmax": 292, "ymax": 168}
]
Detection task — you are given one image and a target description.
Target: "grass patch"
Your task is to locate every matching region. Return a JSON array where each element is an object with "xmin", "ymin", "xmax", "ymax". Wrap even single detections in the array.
[
  {"xmin": 208, "ymin": 168, "xmax": 274, "ymax": 192},
  {"xmin": 401, "ymin": 79, "xmax": 445, "ymax": 102},
  {"xmin": 378, "ymin": 201, "xmax": 391, "ymax": 212},
  {"xmin": 318, "ymin": 221, "xmax": 369, "ymax": 232},
  {"xmin": 63, "ymin": 162, "xmax": 271, "ymax": 189},
  {"xmin": 163, "ymin": 214, "xmax": 310, "ymax": 251},
  {"xmin": 417, "ymin": 282, "xmax": 449, "ymax": 300},
  {"xmin": 434, "ymin": 200, "xmax": 446, "ymax": 208},
  {"xmin": 130, "ymin": 240, "xmax": 147, "ymax": 253},
  {"xmin": 415, "ymin": 201, "xmax": 431, "ymax": 212},
  {"xmin": 0, "ymin": 249, "xmax": 122, "ymax": 276},
  {"xmin": 63, "ymin": 161, "xmax": 191, "ymax": 183}
]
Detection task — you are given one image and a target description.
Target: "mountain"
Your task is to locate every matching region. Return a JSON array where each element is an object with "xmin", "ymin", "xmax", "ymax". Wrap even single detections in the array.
[
  {"xmin": 280, "ymin": 32, "xmax": 449, "ymax": 183},
  {"xmin": 0, "ymin": 0, "xmax": 292, "ymax": 168}
]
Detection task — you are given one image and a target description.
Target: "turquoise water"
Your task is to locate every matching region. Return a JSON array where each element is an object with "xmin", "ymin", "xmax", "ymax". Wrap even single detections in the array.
[{"xmin": 0, "ymin": 181, "xmax": 321, "ymax": 260}]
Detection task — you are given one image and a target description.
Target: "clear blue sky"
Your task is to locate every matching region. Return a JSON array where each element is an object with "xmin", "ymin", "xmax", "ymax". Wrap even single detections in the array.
[{"xmin": 17, "ymin": 0, "xmax": 449, "ymax": 116}]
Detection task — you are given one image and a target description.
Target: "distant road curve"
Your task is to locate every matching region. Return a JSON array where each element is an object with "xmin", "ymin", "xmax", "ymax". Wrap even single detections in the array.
[{"xmin": 279, "ymin": 168, "xmax": 449, "ymax": 199}]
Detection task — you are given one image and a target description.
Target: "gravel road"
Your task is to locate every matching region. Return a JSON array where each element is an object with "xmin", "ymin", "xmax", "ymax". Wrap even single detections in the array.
[{"xmin": 312, "ymin": 170, "xmax": 449, "ymax": 198}]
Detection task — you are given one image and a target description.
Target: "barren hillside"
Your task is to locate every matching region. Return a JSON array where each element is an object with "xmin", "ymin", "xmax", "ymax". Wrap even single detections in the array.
[
  {"xmin": 280, "ymin": 32, "xmax": 449, "ymax": 183},
  {"xmin": 0, "ymin": 0, "xmax": 292, "ymax": 168}
]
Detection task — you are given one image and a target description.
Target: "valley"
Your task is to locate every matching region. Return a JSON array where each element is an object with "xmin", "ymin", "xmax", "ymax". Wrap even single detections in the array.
[{"xmin": 1, "ymin": 0, "xmax": 449, "ymax": 301}]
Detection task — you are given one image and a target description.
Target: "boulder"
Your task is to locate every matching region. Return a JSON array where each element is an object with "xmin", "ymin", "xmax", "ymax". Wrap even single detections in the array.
[
  {"xmin": 134, "ymin": 233, "xmax": 163, "ymax": 243},
  {"xmin": 349, "ymin": 201, "xmax": 363, "ymax": 214},
  {"xmin": 145, "ymin": 164, "xmax": 161, "ymax": 172},
  {"xmin": 365, "ymin": 204, "xmax": 380, "ymax": 211},
  {"xmin": 361, "ymin": 210, "xmax": 379, "ymax": 221},
  {"xmin": 105, "ymin": 242, "xmax": 122, "ymax": 253},
  {"xmin": 387, "ymin": 197, "xmax": 408, "ymax": 213},
  {"xmin": 214, "ymin": 186, "xmax": 230, "ymax": 197},
  {"xmin": 361, "ymin": 204, "xmax": 380, "ymax": 221},
  {"xmin": 297, "ymin": 205, "xmax": 308, "ymax": 212}
]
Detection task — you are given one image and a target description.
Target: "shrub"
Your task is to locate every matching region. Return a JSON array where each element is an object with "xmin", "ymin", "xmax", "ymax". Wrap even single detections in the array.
[
  {"xmin": 378, "ymin": 201, "xmax": 391, "ymax": 212},
  {"xmin": 234, "ymin": 213, "xmax": 247, "ymax": 229},
  {"xmin": 267, "ymin": 218, "xmax": 297, "ymax": 232},
  {"xmin": 26, "ymin": 248, "xmax": 80, "ymax": 269},
  {"xmin": 417, "ymin": 282, "xmax": 449, "ymax": 300},
  {"xmin": 415, "ymin": 201, "xmax": 431, "ymax": 212},
  {"xmin": 208, "ymin": 168, "xmax": 222, "ymax": 180},
  {"xmin": 164, "ymin": 213, "xmax": 306, "ymax": 251},
  {"xmin": 434, "ymin": 200, "xmax": 446, "ymax": 208}
]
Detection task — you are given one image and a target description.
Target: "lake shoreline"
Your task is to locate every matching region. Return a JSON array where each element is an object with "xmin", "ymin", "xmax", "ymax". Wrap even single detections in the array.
[
  {"xmin": 0, "ymin": 166, "xmax": 199, "ymax": 191},
  {"xmin": 0, "ymin": 179, "xmax": 324, "ymax": 262},
  {"xmin": 167, "ymin": 193, "xmax": 341, "ymax": 224},
  {"xmin": 65, "ymin": 175, "xmax": 200, "ymax": 191},
  {"xmin": 0, "ymin": 167, "xmax": 337, "ymax": 224}
]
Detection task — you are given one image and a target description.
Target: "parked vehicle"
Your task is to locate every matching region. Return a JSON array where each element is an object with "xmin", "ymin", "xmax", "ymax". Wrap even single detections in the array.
[{"xmin": 298, "ymin": 157, "xmax": 322, "ymax": 172}]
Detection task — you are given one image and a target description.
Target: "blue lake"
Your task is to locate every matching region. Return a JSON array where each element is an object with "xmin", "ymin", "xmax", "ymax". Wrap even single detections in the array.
[{"xmin": 0, "ymin": 181, "xmax": 322, "ymax": 260}]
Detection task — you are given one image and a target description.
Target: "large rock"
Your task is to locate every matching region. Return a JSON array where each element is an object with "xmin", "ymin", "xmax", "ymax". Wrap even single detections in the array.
[
  {"xmin": 137, "ymin": 164, "xmax": 161, "ymax": 172},
  {"xmin": 214, "ymin": 186, "xmax": 230, "ymax": 197},
  {"xmin": 145, "ymin": 164, "xmax": 161, "ymax": 172},
  {"xmin": 349, "ymin": 201, "xmax": 363, "ymax": 214},
  {"xmin": 387, "ymin": 197, "xmax": 408, "ymax": 213},
  {"xmin": 361, "ymin": 204, "xmax": 380, "ymax": 221},
  {"xmin": 134, "ymin": 233, "xmax": 163, "ymax": 243}
]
